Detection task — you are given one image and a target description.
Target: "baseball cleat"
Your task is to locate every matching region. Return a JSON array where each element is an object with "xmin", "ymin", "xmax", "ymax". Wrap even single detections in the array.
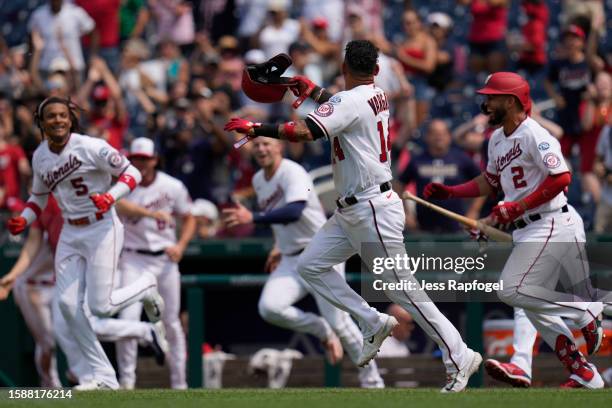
[
  {"xmin": 560, "ymin": 378, "xmax": 584, "ymax": 388},
  {"xmin": 322, "ymin": 332, "xmax": 343, "ymax": 365},
  {"xmin": 484, "ymin": 359, "xmax": 531, "ymax": 388},
  {"xmin": 150, "ymin": 321, "xmax": 169, "ymax": 366},
  {"xmin": 73, "ymin": 380, "xmax": 113, "ymax": 391},
  {"xmin": 555, "ymin": 336, "xmax": 604, "ymax": 389},
  {"xmin": 441, "ymin": 348, "xmax": 483, "ymax": 393},
  {"xmin": 357, "ymin": 314, "xmax": 399, "ymax": 367},
  {"xmin": 143, "ymin": 288, "xmax": 164, "ymax": 323},
  {"xmin": 581, "ymin": 313, "xmax": 604, "ymax": 355}
]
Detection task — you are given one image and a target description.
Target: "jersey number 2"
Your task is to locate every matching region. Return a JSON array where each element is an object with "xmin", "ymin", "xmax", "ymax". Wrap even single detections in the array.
[
  {"xmin": 378, "ymin": 120, "xmax": 391, "ymax": 163},
  {"xmin": 511, "ymin": 166, "xmax": 527, "ymax": 189},
  {"xmin": 70, "ymin": 177, "xmax": 89, "ymax": 196}
]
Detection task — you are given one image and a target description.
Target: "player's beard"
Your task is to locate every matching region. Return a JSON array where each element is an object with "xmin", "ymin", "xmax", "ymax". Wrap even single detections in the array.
[{"xmin": 487, "ymin": 108, "xmax": 506, "ymax": 127}]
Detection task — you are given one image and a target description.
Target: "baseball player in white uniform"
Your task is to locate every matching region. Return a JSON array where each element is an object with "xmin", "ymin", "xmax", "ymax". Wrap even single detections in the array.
[
  {"xmin": 225, "ymin": 40, "xmax": 482, "ymax": 392},
  {"xmin": 222, "ymin": 137, "xmax": 384, "ymax": 388},
  {"xmin": 425, "ymin": 72, "xmax": 607, "ymax": 388},
  {"xmin": 1, "ymin": 195, "xmax": 168, "ymax": 388},
  {"xmin": 7, "ymin": 97, "xmax": 164, "ymax": 390},
  {"xmin": 115, "ymin": 137, "xmax": 196, "ymax": 390}
]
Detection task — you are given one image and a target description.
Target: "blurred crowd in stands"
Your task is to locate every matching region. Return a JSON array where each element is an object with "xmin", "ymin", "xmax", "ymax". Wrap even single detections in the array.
[{"xmin": 0, "ymin": 0, "xmax": 611, "ymax": 238}]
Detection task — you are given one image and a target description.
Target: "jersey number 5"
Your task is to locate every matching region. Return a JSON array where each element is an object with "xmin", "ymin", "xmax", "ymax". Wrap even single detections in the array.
[
  {"xmin": 378, "ymin": 120, "xmax": 391, "ymax": 163},
  {"xmin": 511, "ymin": 166, "xmax": 527, "ymax": 189},
  {"xmin": 70, "ymin": 177, "xmax": 89, "ymax": 196}
]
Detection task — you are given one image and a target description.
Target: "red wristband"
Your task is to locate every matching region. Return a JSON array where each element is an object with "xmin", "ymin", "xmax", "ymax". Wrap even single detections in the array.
[
  {"xmin": 25, "ymin": 202, "xmax": 42, "ymax": 218},
  {"xmin": 448, "ymin": 179, "xmax": 481, "ymax": 198},
  {"xmin": 283, "ymin": 121, "xmax": 297, "ymax": 142},
  {"xmin": 118, "ymin": 173, "xmax": 137, "ymax": 191}
]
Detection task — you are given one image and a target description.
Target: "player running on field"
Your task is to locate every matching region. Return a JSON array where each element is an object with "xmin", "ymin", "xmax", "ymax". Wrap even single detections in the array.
[
  {"xmin": 425, "ymin": 72, "xmax": 606, "ymax": 389},
  {"xmin": 0, "ymin": 194, "xmax": 168, "ymax": 387},
  {"xmin": 222, "ymin": 137, "xmax": 384, "ymax": 388},
  {"xmin": 115, "ymin": 138, "xmax": 196, "ymax": 390},
  {"xmin": 7, "ymin": 97, "xmax": 164, "ymax": 390},
  {"xmin": 224, "ymin": 40, "xmax": 482, "ymax": 392}
]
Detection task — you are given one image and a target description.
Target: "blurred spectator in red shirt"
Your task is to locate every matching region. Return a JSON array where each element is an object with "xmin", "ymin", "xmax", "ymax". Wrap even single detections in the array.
[
  {"xmin": 0, "ymin": 123, "xmax": 30, "ymax": 212},
  {"xmin": 579, "ymin": 71, "xmax": 612, "ymax": 202},
  {"xmin": 517, "ymin": 0, "xmax": 549, "ymax": 75},
  {"xmin": 78, "ymin": 57, "xmax": 128, "ymax": 149},
  {"xmin": 393, "ymin": 9, "xmax": 437, "ymax": 126},
  {"xmin": 460, "ymin": 0, "xmax": 509, "ymax": 74},
  {"xmin": 76, "ymin": 0, "xmax": 121, "ymax": 74}
]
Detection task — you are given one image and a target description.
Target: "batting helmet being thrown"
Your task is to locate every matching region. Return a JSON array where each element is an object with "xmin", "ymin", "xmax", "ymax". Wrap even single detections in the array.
[
  {"xmin": 476, "ymin": 72, "xmax": 532, "ymax": 115},
  {"xmin": 241, "ymin": 53, "xmax": 296, "ymax": 103}
]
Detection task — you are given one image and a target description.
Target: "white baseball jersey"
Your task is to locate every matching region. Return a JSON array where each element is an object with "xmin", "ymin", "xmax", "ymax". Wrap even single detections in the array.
[
  {"xmin": 32, "ymin": 133, "xmax": 130, "ymax": 219},
  {"xmin": 306, "ymin": 85, "xmax": 392, "ymax": 197},
  {"xmin": 486, "ymin": 117, "xmax": 569, "ymax": 215},
  {"xmin": 252, "ymin": 159, "xmax": 327, "ymax": 255},
  {"xmin": 122, "ymin": 171, "xmax": 192, "ymax": 252}
]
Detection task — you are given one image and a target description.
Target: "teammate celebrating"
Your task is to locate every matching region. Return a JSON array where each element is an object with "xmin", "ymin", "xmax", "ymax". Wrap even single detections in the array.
[
  {"xmin": 7, "ymin": 97, "xmax": 164, "ymax": 390},
  {"xmin": 424, "ymin": 72, "xmax": 606, "ymax": 388},
  {"xmin": 0, "ymin": 195, "xmax": 168, "ymax": 388},
  {"xmin": 225, "ymin": 40, "xmax": 482, "ymax": 392},
  {"xmin": 222, "ymin": 137, "xmax": 384, "ymax": 388},
  {"xmin": 115, "ymin": 138, "xmax": 196, "ymax": 390}
]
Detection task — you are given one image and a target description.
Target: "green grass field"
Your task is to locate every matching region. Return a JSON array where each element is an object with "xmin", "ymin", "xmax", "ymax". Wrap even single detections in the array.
[{"xmin": 1, "ymin": 388, "xmax": 611, "ymax": 408}]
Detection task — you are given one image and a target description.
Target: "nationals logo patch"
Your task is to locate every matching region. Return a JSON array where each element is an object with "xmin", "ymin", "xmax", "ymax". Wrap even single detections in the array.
[
  {"xmin": 538, "ymin": 142, "xmax": 550, "ymax": 151},
  {"xmin": 108, "ymin": 152, "xmax": 125, "ymax": 168},
  {"xmin": 315, "ymin": 102, "xmax": 334, "ymax": 117},
  {"xmin": 543, "ymin": 153, "xmax": 561, "ymax": 168}
]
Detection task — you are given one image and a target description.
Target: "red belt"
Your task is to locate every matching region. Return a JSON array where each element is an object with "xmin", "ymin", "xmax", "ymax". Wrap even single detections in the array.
[{"xmin": 67, "ymin": 213, "xmax": 104, "ymax": 226}]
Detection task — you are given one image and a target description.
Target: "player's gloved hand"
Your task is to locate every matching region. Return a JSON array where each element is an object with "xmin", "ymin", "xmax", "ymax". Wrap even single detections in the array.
[
  {"xmin": 423, "ymin": 183, "xmax": 454, "ymax": 200},
  {"xmin": 289, "ymin": 75, "xmax": 316, "ymax": 108},
  {"xmin": 90, "ymin": 193, "xmax": 115, "ymax": 213},
  {"xmin": 223, "ymin": 118, "xmax": 261, "ymax": 135},
  {"xmin": 491, "ymin": 201, "xmax": 525, "ymax": 224},
  {"xmin": 7, "ymin": 216, "xmax": 27, "ymax": 235}
]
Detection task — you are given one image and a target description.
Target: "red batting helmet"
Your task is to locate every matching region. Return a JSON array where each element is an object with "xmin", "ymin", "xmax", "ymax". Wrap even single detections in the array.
[
  {"xmin": 477, "ymin": 72, "xmax": 531, "ymax": 115},
  {"xmin": 242, "ymin": 53, "xmax": 295, "ymax": 103}
]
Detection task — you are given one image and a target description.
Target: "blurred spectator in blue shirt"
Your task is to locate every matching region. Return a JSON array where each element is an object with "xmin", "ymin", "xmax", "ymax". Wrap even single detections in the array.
[{"xmin": 398, "ymin": 119, "xmax": 482, "ymax": 232}]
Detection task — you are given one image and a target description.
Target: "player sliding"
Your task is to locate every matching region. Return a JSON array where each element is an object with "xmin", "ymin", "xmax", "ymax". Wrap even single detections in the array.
[
  {"xmin": 222, "ymin": 137, "xmax": 384, "ymax": 388},
  {"xmin": 7, "ymin": 97, "xmax": 164, "ymax": 390},
  {"xmin": 225, "ymin": 40, "xmax": 482, "ymax": 392},
  {"xmin": 425, "ymin": 72, "xmax": 606, "ymax": 388}
]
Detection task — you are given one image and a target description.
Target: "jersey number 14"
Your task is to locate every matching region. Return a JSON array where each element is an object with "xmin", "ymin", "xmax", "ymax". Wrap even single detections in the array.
[{"xmin": 331, "ymin": 119, "xmax": 391, "ymax": 163}]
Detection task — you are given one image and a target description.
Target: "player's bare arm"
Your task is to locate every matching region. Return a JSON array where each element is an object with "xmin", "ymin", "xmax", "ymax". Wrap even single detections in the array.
[
  {"xmin": 0, "ymin": 227, "xmax": 43, "ymax": 300},
  {"xmin": 116, "ymin": 200, "xmax": 171, "ymax": 223},
  {"xmin": 165, "ymin": 212, "xmax": 196, "ymax": 263}
]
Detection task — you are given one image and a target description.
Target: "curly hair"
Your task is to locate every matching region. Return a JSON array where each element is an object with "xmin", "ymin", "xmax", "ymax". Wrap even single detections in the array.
[
  {"xmin": 344, "ymin": 40, "xmax": 379, "ymax": 76},
  {"xmin": 34, "ymin": 96, "xmax": 82, "ymax": 138}
]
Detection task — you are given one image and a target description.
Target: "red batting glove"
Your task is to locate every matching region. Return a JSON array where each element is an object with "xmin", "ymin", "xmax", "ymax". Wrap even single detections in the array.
[
  {"xmin": 90, "ymin": 193, "xmax": 115, "ymax": 213},
  {"xmin": 223, "ymin": 118, "xmax": 261, "ymax": 134},
  {"xmin": 289, "ymin": 75, "xmax": 316, "ymax": 108},
  {"xmin": 423, "ymin": 183, "xmax": 454, "ymax": 200},
  {"xmin": 7, "ymin": 216, "xmax": 27, "ymax": 235},
  {"xmin": 491, "ymin": 201, "xmax": 525, "ymax": 223}
]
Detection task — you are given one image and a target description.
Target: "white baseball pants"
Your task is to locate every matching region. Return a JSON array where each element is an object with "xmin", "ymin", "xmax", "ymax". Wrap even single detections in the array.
[
  {"xmin": 258, "ymin": 255, "xmax": 382, "ymax": 386},
  {"xmin": 54, "ymin": 213, "xmax": 157, "ymax": 388},
  {"xmin": 116, "ymin": 251, "xmax": 186, "ymax": 389},
  {"xmin": 298, "ymin": 191, "xmax": 470, "ymax": 374}
]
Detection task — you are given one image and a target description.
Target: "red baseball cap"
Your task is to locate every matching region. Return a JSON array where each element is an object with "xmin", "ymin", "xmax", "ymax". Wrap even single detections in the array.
[
  {"xmin": 563, "ymin": 24, "xmax": 586, "ymax": 40},
  {"xmin": 312, "ymin": 17, "xmax": 328, "ymax": 30}
]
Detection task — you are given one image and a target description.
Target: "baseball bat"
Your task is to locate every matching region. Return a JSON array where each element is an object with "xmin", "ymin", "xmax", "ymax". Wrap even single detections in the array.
[
  {"xmin": 402, "ymin": 191, "xmax": 512, "ymax": 242},
  {"xmin": 233, "ymin": 135, "xmax": 253, "ymax": 149}
]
